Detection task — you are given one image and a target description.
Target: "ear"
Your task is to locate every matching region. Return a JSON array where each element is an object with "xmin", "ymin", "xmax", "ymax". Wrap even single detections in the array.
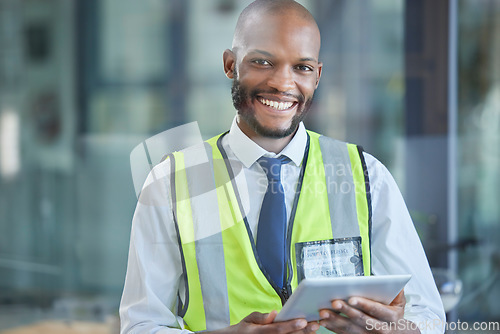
[
  {"xmin": 315, "ymin": 62, "xmax": 323, "ymax": 89},
  {"xmin": 223, "ymin": 49, "xmax": 236, "ymax": 79}
]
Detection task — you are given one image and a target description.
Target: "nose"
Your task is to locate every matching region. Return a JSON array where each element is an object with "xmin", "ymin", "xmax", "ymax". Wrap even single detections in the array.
[{"xmin": 267, "ymin": 66, "xmax": 295, "ymax": 92}]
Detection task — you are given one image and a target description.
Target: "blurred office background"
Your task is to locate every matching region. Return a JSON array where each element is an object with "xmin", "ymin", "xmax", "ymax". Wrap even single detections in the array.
[{"xmin": 0, "ymin": 0, "xmax": 499, "ymax": 332}]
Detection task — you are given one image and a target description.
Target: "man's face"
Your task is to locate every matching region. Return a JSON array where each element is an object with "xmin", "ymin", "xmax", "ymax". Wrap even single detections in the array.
[{"xmin": 225, "ymin": 12, "xmax": 322, "ymax": 139}]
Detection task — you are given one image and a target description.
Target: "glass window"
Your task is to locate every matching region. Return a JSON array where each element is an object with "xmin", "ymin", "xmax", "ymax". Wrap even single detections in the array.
[{"xmin": 457, "ymin": 0, "xmax": 500, "ymax": 321}]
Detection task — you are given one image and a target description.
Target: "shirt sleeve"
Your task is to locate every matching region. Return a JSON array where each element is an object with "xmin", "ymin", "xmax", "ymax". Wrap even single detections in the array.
[
  {"xmin": 119, "ymin": 160, "xmax": 194, "ymax": 334},
  {"xmin": 364, "ymin": 152, "xmax": 446, "ymax": 334}
]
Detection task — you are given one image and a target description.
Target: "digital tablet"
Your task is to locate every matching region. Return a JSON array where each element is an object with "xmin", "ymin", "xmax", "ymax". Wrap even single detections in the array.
[{"xmin": 275, "ymin": 274, "xmax": 412, "ymax": 322}]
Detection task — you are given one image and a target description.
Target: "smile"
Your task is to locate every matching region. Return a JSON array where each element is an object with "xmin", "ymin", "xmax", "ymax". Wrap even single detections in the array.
[{"xmin": 258, "ymin": 97, "xmax": 295, "ymax": 111}]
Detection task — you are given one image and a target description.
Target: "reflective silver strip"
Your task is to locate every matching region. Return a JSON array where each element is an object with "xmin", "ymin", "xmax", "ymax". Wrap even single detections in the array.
[
  {"xmin": 183, "ymin": 142, "xmax": 231, "ymax": 330},
  {"xmin": 318, "ymin": 136, "xmax": 361, "ymax": 238}
]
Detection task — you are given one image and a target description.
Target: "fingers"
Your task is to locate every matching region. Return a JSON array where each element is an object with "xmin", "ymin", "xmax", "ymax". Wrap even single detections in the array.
[
  {"xmin": 390, "ymin": 289, "xmax": 406, "ymax": 307},
  {"xmin": 266, "ymin": 319, "xmax": 309, "ymax": 333},
  {"xmin": 244, "ymin": 310, "xmax": 277, "ymax": 325},
  {"xmin": 319, "ymin": 308, "xmax": 366, "ymax": 334},
  {"xmin": 347, "ymin": 296, "xmax": 404, "ymax": 322},
  {"xmin": 289, "ymin": 321, "xmax": 321, "ymax": 334},
  {"xmin": 243, "ymin": 312, "xmax": 309, "ymax": 333},
  {"xmin": 264, "ymin": 310, "xmax": 278, "ymax": 324},
  {"xmin": 319, "ymin": 296, "xmax": 407, "ymax": 334}
]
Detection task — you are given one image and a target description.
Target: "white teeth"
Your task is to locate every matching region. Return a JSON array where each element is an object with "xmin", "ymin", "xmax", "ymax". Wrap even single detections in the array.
[{"xmin": 259, "ymin": 98, "xmax": 294, "ymax": 111}]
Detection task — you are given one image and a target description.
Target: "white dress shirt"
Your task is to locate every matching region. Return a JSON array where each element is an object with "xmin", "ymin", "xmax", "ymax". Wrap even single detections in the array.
[{"xmin": 119, "ymin": 117, "xmax": 446, "ymax": 334}]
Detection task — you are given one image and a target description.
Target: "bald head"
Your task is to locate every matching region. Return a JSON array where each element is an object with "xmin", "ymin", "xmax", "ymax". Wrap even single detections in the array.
[{"xmin": 232, "ymin": 0, "xmax": 320, "ymax": 51}]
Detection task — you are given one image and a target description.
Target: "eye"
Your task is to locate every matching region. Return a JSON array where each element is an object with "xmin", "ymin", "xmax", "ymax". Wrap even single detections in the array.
[
  {"xmin": 252, "ymin": 59, "xmax": 272, "ymax": 66},
  {"xmin": 295, "ymin": 65, "xmax": 314, "ymax": 72}
]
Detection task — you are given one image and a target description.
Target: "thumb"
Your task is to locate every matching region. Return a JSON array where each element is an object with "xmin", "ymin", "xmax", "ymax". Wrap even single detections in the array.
[
  {"xmin": 244, "ymin": 310, "xmax": 277, "ymax": 324},
  {"xmin": 390, "ymin": 289, "xmax": 406, "ymax": 307}
]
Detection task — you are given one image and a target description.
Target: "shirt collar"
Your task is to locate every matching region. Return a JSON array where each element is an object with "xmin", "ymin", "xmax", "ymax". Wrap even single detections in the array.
[{"xmin": 227, "ymin": 117, "xmax": 307, "ymax": 168}]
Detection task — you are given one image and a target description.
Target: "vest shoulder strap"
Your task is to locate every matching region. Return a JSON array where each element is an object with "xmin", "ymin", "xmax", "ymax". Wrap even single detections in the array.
[{"xmin": 309, "ymin": 131, "xmax": 372, "ymax": 274}]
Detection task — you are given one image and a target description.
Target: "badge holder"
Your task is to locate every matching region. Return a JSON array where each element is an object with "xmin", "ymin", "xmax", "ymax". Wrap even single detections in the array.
[{"xmin": 295, "ymin": 237, "xmax": 364, "ymax": 283}]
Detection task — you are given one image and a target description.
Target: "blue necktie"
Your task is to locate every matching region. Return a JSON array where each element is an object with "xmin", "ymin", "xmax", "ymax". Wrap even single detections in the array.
[{"xmin": 256, "ymin": 156, "xmax": 288, "ymax": 289}]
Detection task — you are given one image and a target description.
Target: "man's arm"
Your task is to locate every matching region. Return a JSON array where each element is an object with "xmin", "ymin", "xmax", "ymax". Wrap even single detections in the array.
[
  {"xmin": 319, "ymin": 153, "xmax": 445, "ymax": 334},
  {"xmin": 120, "ymin": 162, "xmax": 191, "ymax": 333},
  {"xmin": 119, "ymin": 161, "xmax": 319, "ymax": 334}
]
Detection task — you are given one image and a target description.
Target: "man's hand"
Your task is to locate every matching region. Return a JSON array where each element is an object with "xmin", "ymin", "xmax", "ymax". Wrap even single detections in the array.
[
  {"xmin": 204, "ymin": 311, "xmax": 319, "ymax": 334},
  {"xmin": 318, "ymin": 290, "xmax": 421, "ymax": 334}
]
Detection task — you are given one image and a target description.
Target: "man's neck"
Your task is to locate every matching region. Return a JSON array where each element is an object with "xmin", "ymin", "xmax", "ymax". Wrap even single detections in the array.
[
  {"xmin": 236, "ymin": 118, "xmax": 296, "ymax": 154},
  {"xmin": 250, "ymin": 135, "xmax": 294, "ymax": 154}
]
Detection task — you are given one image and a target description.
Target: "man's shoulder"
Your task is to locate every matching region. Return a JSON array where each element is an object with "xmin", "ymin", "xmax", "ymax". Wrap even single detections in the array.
[
  {"xmin": 305, "ymin": 129, "xmax": 388, "ymax": 174},
  {"xmin": 305, "ymin": 130, "xmax": 358, "ymax": 147}
]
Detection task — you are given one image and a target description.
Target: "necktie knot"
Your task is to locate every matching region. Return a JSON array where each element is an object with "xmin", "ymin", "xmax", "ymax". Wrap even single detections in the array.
[{"xmin": 258, "ymin": 156, "xmax": 288, "ymax": 182}]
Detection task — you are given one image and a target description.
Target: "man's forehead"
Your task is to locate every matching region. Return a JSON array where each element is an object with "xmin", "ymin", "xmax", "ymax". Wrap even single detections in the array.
[
  {"xmin": 234, "ymin": 14, "xmax": 321, "ymax": 58},
  {"xmin": 232, "ymin": 1, "xmax": 320, "ymax": 50},
  {"xmin": 236, "ymin": 13, "xmax": 319, "ymax": 44}
]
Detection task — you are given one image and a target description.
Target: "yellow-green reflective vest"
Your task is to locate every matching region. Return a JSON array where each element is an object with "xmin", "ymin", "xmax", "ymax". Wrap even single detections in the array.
[{"xmin": 168, "ymin": 130, "xmax": 372, "ymax": 332}]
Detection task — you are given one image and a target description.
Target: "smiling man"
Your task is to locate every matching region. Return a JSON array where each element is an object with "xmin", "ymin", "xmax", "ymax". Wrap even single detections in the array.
[{"xmin": 119, "ymin": 1, "xmax": 445, "ymax": 334}]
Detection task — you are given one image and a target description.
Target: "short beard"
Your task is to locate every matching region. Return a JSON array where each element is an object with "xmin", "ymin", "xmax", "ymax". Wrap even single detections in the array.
[{"xmin": 231, "ymin": 75, "xmax": 313, "ymax": 139}]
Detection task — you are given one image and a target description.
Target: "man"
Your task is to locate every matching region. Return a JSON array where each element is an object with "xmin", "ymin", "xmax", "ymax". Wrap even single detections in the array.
[{"xmin": 120, "ymin": 1, "xmax": 445, "ymax": 333}]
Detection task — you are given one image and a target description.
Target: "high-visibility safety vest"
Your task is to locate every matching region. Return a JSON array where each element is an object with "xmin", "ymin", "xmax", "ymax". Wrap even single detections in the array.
[{"xmin": 167, "ymin": 130, "xmax": 372, "ymax": 332}]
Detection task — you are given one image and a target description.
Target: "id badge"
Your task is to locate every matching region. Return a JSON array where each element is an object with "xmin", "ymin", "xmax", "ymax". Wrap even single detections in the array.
[{"xmin": 295, "ymin": 237, "xmax": 364, "ymax": 283}]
